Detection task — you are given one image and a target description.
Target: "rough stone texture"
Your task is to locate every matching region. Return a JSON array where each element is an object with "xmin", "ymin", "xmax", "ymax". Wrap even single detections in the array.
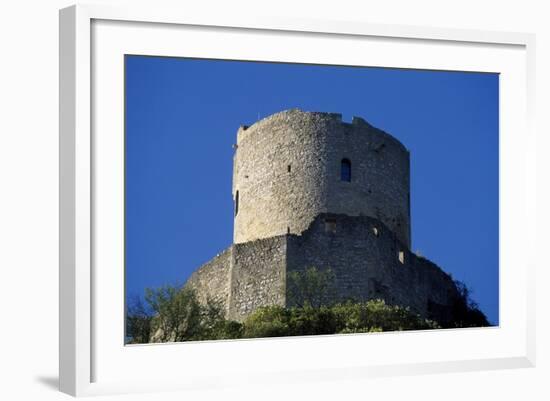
[
  {"xmin": 184, "ymin": 248, "xmax": 232, "ymax": 315},
  {"xmin": 184, "ymin": 109, "xmax": 461, "ymax": 324},
  {"xmin": 228, "ymin": 236, "xmax": 287, "ymax": 321},
  {"xmin": 233, "ymin": 109, "xmax": 411, "ymax": 247}
]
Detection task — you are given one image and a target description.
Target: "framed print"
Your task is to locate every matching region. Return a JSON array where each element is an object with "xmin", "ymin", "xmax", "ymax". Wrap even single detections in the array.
[{"xmin": 59, "ymin": 4, "xmax": 536, "ymax": 397}]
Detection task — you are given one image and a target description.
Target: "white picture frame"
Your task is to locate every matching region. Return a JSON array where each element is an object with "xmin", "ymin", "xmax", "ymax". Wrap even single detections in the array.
[{"xmin": 59, "ymin": 3, "xmax": 536, "ymax": 397}]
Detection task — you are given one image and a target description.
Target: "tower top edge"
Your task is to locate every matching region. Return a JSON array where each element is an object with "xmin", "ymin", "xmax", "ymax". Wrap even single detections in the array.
[{"xmin": 236, "ymin": 108, "xmax": 408, "ymax": 152}]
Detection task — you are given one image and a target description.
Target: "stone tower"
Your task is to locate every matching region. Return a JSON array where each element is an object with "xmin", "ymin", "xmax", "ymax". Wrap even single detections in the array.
[
  {"xmin": 233, "ymin": 109, "xmax": 411, "ymax": 247},
  {"xmin": 183, "ymin": 109, "xmax": 462, "ymax": 325}
]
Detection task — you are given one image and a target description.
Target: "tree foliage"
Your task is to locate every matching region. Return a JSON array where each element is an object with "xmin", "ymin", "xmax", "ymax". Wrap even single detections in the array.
[
  {"xmin": 126, "ymin": 285, "xmax": 244, "ymax": 343},
  {"xmin": 145, "ymin": 285, "xmax": 203, "ymax": 342},
  {"xmin": 287, "ymin": 266, "xmax": 336, "ymax": 308},
  {"xmin": 242, "ymin": 300, "xmax": 439, "ymax": 338},
  {"xmin": 450, "ymin": 280, "xmax": 490, "ymax": 328},
  {"xmin": 126, "ymin": 295, "xmax": 153, "ymax": 344}
]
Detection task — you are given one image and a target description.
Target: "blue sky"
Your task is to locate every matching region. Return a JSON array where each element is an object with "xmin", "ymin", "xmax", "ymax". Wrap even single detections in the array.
[{"xmin": 125, "ymin": 55, "xmax": 499, "ymax": 325}]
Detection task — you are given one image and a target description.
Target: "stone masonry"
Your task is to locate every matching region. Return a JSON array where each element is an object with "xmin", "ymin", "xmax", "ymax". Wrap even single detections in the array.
[
  {"xmin": 233, "ymin": 109, "xmax": 411, "ymax": 247},
  {"xmin": 184, "ymin": 109, "xmax": 461, "ymax": 324}
]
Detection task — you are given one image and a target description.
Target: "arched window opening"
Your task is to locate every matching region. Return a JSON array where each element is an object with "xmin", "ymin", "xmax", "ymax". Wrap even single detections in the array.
[
  {"xmin": 341, "ymin": 158, "xmax": 351, "ymax": 182},
  {"xmin": 235, "ymin": 190, "xmax": 239, "ymax": 216}
]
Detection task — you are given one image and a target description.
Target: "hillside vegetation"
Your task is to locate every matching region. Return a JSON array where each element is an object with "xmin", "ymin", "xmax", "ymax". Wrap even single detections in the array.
[{"xmin": 126, "ymin": 267, "xmax": 489, "ymax": 344}]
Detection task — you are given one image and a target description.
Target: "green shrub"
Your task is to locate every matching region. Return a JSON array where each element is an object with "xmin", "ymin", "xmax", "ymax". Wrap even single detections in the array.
[
  {"xmin": 287, "ymin": 267, "xmax": 336, "ymax": 308},
  {"xmin": 242, "ymin": 305, "xmax": 291, "ymax": 338},
  {"xmin": 241, "ymin": 299, "xmax": 439, "ymax": 339},
  {"xmin": 288, "ymin": 304, "xmax": 339, "ymax": 336},
  {"xmin": 332, "ymin": 299, "xmax": 439, "ymax": 332}
]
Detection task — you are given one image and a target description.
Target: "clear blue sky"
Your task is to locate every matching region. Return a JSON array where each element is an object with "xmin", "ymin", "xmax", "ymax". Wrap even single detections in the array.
[{"xmin": 125, "ymin": 55, "xmax": 499, "ymax": 325}]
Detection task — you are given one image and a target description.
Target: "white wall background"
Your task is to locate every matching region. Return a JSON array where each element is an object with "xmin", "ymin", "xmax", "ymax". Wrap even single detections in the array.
[{"xmin": 0, "ymin": 0, "xmax": 548, "ymax": 400}]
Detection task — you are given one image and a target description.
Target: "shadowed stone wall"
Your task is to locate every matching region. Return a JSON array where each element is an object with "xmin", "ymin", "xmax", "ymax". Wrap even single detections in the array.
[{"xmin": 286, "ymin": 214, "xmax": 459, "ymax": 323}]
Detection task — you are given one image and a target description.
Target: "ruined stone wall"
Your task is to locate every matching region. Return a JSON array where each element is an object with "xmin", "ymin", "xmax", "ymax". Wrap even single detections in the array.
[
  {"xmin": 185, "ymin": 247, "xmax": 233, "ymax": 315},
  {"xmin": 286, "ymin": 214, "xmax": 458, "ymax": 321},
  {"xmin": 188, "ymin": 213, "xmax": 459, "ymax": 323},
  {"xmin": 227, "ymin": 236, "xmax": 287, "ymax": 322},
  {"xmin": 232, "ymin": 109, "xmax": 410, "ymax": 247}
]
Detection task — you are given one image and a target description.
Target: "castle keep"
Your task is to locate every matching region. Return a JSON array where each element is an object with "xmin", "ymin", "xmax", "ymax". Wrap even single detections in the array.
[{"xmin": 185, "ymin": 109, "xmax": 461, "ymax": 324}]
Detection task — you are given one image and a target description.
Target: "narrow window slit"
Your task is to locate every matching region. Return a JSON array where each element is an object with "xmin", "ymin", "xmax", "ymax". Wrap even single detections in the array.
[
  {"xmin": 325, "ymin": 218, "xmax": 337, "ymax": 233},
  {"xmin": 398, "ymin": 251, "xmax": 405, "ymax": 264},
  {"xmin": 341, "ymin": 158, "xmax": 351, "ymax": 182}
]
